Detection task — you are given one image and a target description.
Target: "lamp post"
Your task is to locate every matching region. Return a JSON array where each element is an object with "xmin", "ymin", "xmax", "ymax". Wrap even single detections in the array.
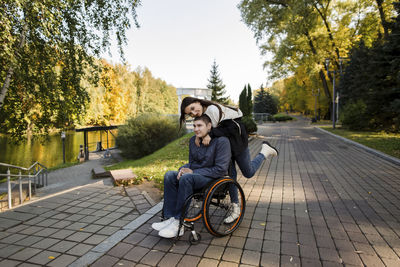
[
  {"xmin": 61, "ymin": 131, "xmax": 66, "ymax": 164},
  {"xmin": 312, "ymin": 88, "xmax": 320, "ymax": 122},
  {"xmin": 325, "ymin": 59, "xmax": 337, "ymax": 129}
]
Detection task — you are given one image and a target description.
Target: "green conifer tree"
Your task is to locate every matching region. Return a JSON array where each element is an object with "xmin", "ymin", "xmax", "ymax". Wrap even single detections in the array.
[{"xmin": 207, "ymin": 60, "xmax": 228, "ymax": 104}]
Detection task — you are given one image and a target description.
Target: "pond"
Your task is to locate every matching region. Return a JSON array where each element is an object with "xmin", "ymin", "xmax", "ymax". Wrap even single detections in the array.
[{"xmin": 0, "ymin": 130, "xmax": 117, "ymax": 169}]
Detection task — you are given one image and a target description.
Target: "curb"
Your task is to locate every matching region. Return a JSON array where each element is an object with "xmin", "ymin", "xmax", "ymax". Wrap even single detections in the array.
[{"xmin": 315, "ymin": 127, "xmax": 400, "ymax": 166}]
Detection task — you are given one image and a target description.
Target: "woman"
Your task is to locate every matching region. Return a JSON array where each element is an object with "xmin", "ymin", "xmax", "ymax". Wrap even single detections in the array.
[{"xmin": 180, "ymin": 97, "xmax": 278, "ymax": 223}]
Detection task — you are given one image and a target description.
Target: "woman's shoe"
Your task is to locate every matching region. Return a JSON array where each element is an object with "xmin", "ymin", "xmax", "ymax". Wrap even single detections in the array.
[{"xmin": 261, "ymin": 141, "xmax": 278, "ymax": 157}]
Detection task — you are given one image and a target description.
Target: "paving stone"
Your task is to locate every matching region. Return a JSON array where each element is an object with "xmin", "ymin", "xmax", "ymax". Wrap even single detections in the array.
[
  {"xmin": 34, "ymin": 228, "xmax": 59, "ymax": 237},
  {"xmin": 262, "ymin": 240, "xmax": 280, "ymax": 254},
  {"xmin": 177, "ymin": 255, "xmax": 200, "ymax": 267},
  {"xmin": 359, "ymin": 254, "xmax": 385, "ymax": 267},
  {"xmin": 51, "ymin": 229, "xmax": 75, "ymax": 239},
  {"xmin": 241, "ymin": 249, "xmax": 261, "ymax": 265},
  {"xmin": 123, "ymin": 246, "xmax": 149, "ymax": 262},
  {"xmin": 67, "ymin": 243, "xmax": 94, "ymax": 256},
  {"xmin": 186, "ymin": 243, "xmax": 208, "ymax": 257},
  {"xmin": 281, "ymin": 241, "xmax": 299, "ymax": 257},
  {"xmin": 15, "ymin": 235, "xmax": 44, "ymax": 246},
  {"xmin": 158, "ymin": 253, "xmax": 183, "ymax": 267},
  {"xmin": 227, "ymin": 236, "xmax": 246, "ymax": 248},
  {"xmin": 83, "ymin": 234, "xmax": 107, "ymax": 245},
  {"xmin": 48, "ymin": 240, "xmax": 77, "ymax": 253},
  {"xmin": 91, "ymin": 255, "xmax": 119, "ymax": 267},
  {"xmin": 0, "ymin": 233, "xmax": 27, "ymax": 243},
  {"xmin": 8, "ymin": 247, "xmax": 42, "ymax": 261},
  {"xmin": 27, "ymin": 250, "xmax": 60, "ymax": 265},
  {"xmin": 140, "ymin": 249, "xmax": 165, "ymax": 265},
  {"xmin": 318, "ymin": 248, "xmax": 341, "ymax": 263},
  {"xmin": 222, "ymin": 247, "xmax": 242, "ymax": 262},
  {"xmin": 244, "ymin": 238, "xmax": 263, "ymax": 251},
  {"xmin": 260, "ymin": 252, "xmax": 280, "ymax": 267},
  {"xmin": 300, "ymin": 244, "xmax": 320, "ymax": 259},
  {"xmin": 197, "ymin": 258, "xmax": 219, "ymax": 267},
  {"xmin": 65, "ymin": 231, "xmax": 92, "ymax": 242},
  {"xmin": 0, "ymin": 259, "xmax": 22, "ymax": 267},
  {"xmin": 203, "ymin": 245, "xmax": 224, "ymax": 260},
  {"xmin": 114, "ymin": 259, "xmax": 136, "ymax": 267},
  {"xmin": 338, "ymin": 250, "xmax": 363, "ymax": 266},
  {"xmin": 47, "ymin": 254, "xmax": 77, "ymax": 267},
  {"xmin": 0, "ymin": 244, "xmax": 25, "ymax": 258},
  {"xmin": 28, "ymin": 237, "xmax": 59, "ymax": 250}
]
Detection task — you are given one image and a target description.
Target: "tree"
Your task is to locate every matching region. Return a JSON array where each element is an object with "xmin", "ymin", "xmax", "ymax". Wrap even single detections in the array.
[
  {"xmin": 0, "ymin": 0, "xmax": 141, "ymax": 137},
  {"xmin": 247, "ymin": 84, "xmax": 253, "ymax": 116},
  {"xmin": 239, "ymin": 85, "xmax": 248, "ymax": 116},
  {"xmin": 238, "ymin": 0, "xmax": 396, "ymax": 120},
  {"xmin": 207, "ymin": 60, "xmax": 228, "ymax": 104},
  {"xmin": 254, "ymin": 85, "xmax": 278, "ymax": 114}
]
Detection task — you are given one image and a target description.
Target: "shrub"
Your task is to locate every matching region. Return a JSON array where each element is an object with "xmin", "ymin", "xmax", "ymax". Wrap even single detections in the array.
[
  {"xmin": 340, "ymin": 100, "xmax": 369, "ymax": 130},
  {"xmin": 116, "ymin": 114, "xmax": 186, "ymax": 159},
  {"xmin": 273, "ymin": 114, "xmax": 293, "ymax": 122},
  {"xmin": 242, "ymin": 116, "xmax": 258, "ymax": 134}
]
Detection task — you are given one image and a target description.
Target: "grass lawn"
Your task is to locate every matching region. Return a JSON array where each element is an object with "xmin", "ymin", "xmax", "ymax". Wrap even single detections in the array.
[
  {"xmin": 319, "ymin": 126, "xmax": 400, "ymax": 159},
  {"xmin": 106, "ymin": 133, "xmax": 193, "ymax": 190}
]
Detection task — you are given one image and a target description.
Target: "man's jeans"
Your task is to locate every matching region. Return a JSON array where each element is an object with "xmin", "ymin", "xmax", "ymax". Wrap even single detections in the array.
[
  {"xmin": 229, "ymin": 148, "xmax": 265, "ymax": 203},
  {"xmin": 163, "ymin": 171, "xmax": 213, "ymax": 219}
]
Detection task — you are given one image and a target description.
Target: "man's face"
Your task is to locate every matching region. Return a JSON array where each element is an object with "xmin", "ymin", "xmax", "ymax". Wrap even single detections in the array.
[
  {"xmin": 184, "ymin": 101, "xmax": 203, "ymax": 118},
  {"xmin": 193, "ymin": 119, "xmax": 211, "ymax": 138}
]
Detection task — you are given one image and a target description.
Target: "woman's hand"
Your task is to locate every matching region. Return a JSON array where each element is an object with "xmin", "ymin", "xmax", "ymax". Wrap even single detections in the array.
[
  {"xmin": 202, "ymin": 134, "xmax": 211, "ymax": 146},
  {"xmin": 195, "ymin": 136, "xmax": 201, "ymax": 147}
]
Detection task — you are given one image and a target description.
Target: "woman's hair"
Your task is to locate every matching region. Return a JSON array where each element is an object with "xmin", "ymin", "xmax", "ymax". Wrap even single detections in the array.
[
  {"xmin": 193, "ymin": 114, "xmax": 212, "ymax": 125},
  {"xmin": 179, "ymin": 97, "xmax": 238, "ymax": 129}
]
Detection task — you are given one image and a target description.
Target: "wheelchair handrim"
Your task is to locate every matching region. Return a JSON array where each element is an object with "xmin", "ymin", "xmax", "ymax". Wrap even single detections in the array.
[{"xmin": 203, "ymin": 178, "xmax": 245, "ymax": 236}]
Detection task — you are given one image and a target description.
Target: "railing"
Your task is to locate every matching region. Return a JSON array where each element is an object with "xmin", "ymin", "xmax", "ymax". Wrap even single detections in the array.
[{"xmin": 0, "ymin": 162, "xmax": 48, "ymax": 209}]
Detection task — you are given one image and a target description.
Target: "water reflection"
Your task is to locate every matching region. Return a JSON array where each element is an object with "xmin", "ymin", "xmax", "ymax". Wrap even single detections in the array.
[{"xmin": 0, "ymin": 130, "xmax": 117, "ymax": 168}]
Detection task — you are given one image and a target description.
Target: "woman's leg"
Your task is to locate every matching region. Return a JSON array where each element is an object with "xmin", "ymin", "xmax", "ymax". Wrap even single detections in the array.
[
  {"xmin": 228, "ymin": 161, "xmax": 239, "ymax": 203},
  {"xmin": 235, "ymin": 148, "xmax": 265, "ymax": 178}
]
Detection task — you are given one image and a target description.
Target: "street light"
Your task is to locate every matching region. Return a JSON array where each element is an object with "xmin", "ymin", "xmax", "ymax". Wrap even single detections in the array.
[{"xmin": 325, "ymin": 58, "xmax": 337, "ymax": 129}]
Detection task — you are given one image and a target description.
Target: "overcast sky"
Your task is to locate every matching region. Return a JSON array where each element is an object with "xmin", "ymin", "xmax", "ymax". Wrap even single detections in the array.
[{"xmin": 104, "ymin": 0, "xmax": 271, "ymax": 103}]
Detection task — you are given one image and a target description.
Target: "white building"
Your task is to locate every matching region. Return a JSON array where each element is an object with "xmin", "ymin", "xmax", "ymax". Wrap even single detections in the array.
[{"xmin": 176, "ymin": 88, "xmax": 212, "ymax": 113}]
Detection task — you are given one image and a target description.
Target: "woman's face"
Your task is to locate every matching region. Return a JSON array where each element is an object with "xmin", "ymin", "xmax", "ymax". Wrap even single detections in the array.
[{"xmin": 184, "ymin": 101, "xmax": 203, "ymax": 118}]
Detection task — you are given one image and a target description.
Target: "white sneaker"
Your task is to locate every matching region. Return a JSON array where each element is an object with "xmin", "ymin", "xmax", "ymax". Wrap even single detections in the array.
[
  {"xmin": 151, "ymin": 217, "xmax": 174, "ymax": 231},
  {"xmin": 224, "ymin": 203, "xmax": 240, "ymax": 224},
  {"xmin": 260, "ymin": 141, "xmax": 278, "ymax": 158},
  {"xmin": 158, "ymin": 218, "xmax": 184, "ymax": 238}
]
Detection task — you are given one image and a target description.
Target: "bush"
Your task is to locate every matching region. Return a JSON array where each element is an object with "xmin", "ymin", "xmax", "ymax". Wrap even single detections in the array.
[
  {"xmin": 242, "ymin": 116, "xmax": 258, "ymax": 134},
  {"xmin": 116, "ymin": 114, "xmax": 186, "ymax": 159},
  {"xmin": 273, "ymin": 114, "xmax": 293, "ymax": 122},
  {"xmin": 340, "ymin": 100, "xmax": 369, "ymax": 130}
]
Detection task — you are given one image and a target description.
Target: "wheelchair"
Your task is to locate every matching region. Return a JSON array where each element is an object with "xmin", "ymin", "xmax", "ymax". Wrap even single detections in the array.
[{"xmin": 162, "ymin": 176, "xmax": 246, "ymax": 244}]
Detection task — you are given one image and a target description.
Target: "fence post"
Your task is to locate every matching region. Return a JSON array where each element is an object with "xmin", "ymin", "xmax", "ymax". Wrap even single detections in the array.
[
  {"xmin": 7, "ymin": 169, "xmax": 12, "ymax": 209},
  {"xmin": 19, "ymin": 171, "xmax": 23, "ymax": 205},
  {"xmin": 28, "ymin": 175, "xmax": 32, "ymax": 200}
]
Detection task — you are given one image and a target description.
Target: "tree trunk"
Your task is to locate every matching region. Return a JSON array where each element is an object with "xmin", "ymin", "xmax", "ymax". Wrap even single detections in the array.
[
  {"xmin": 375, "ymin": 0, "xmax": 389, "ymax": 39},
  {"xmin": 0, "ymin": 24, "xmax": 28, "ymax": 110}
]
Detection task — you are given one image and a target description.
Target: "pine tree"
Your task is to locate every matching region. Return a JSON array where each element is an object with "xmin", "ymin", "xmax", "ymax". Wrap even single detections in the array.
[
  {"xmin": 247, "ymin": 84, "xmax": 253, "ymax": 116},
  {"xmin": 254, "ymin": 85, "xmax": 267, "ymax": 113},
  {"xmin": 207, "ymin": 60, "xmax": 228, "ymax": 103},
  {"xmin": 239, "ymin": 85, "xmax": 248, "ymax": 116}
]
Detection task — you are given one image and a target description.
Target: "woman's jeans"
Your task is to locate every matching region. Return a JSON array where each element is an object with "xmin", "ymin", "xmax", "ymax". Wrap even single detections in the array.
[
  {"xmin": 229, "ymin": 148, "xmax": 265, "ymax": 203},
  {"xmin": 163, "ymin": 171, "xmax": 213, "ymax": 219}
]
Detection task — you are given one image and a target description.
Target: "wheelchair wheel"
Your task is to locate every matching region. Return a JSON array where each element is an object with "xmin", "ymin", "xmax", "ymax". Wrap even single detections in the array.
[
  {"xmin": 183, "ymin": 192, "xmax": 203, "ymax": 222},
  {"xmin": 203, "ymin": 178, "xmax": 245, "ymax": 237}
]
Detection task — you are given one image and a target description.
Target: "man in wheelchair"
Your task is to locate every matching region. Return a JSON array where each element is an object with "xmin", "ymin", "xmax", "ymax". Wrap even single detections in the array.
[{"xmin": 152, "ymin": 114, "xmax": 231, "ymax": 238}]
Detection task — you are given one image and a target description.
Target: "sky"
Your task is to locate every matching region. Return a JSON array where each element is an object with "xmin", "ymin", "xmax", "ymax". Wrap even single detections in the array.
[{"xmin": 104, "ymin": 0, "xmax": 271, "ymax": 103}]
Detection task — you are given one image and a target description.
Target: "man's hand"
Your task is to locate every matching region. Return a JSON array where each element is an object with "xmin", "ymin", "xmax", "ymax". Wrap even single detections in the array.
[
  {"xmin": 177, "ymin": 168, "xmax": 193, "ymax": 180},
  {"xmin": 202, "ymin": 134, "xmax": 211, "ymax": 146}
]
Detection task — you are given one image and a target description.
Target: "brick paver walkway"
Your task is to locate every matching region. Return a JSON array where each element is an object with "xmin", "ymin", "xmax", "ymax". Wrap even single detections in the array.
[{"xmin": 1, "ymin": 118, "xmax": 400, "ymax": 266}]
